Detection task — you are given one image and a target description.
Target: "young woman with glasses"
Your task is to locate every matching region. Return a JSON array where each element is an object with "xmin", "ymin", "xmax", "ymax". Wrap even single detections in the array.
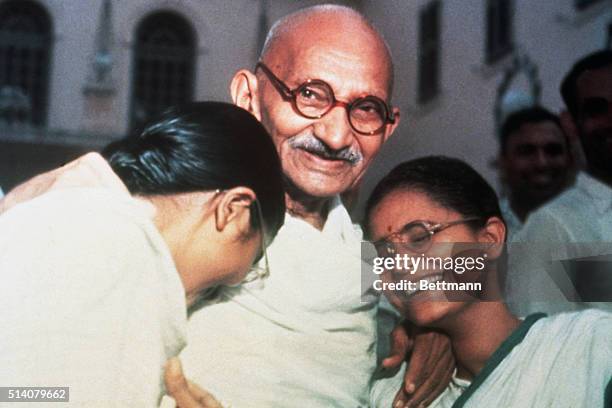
[
  {"xmin": 366, "ymin": 156, "xmax": 611, "ymax": 408},
  {"xmin": 0, "ymin": 102, "xmax": 284, "ymax": 406}
]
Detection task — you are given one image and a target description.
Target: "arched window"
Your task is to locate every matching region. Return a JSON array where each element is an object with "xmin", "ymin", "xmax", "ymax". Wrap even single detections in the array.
[
  {"xmin": 0, "ymin": 0, "xmax": 52, "ymax": 126},
  {"xmin": 130, "ymin": 11, "xmax": 196, "ymax": 130}
]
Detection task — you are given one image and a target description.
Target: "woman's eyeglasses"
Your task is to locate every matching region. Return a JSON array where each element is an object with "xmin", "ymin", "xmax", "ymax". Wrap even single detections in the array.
[{"xmin": 373, "ymin": 218, "xmax": 481, "ymax": 256}]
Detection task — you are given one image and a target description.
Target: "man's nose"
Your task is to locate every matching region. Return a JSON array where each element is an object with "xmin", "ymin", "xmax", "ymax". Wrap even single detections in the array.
[
  {"xmin": 534, "ymin": 149, "xmax": 552, "ymax": 168},
  {"xmin": 312, "ymin": 106, "xmax": 355, "ymax": 151}
]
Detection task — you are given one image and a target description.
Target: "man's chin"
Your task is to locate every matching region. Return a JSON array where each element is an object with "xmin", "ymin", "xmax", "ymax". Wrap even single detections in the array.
[
  {"xmin": 524, "ymin": 188, "xmax": 558, "ymax": 201},
  {"xmin": 295, "ymin": 184, "xmax": 349, "ymax": 199},
  {"xmin": 285, "ymin": 172, "xmax": 352, "ymax": 199},
  {"xmin": 524, "ymin": 179, "xmax": 568, "ymax": 198}
]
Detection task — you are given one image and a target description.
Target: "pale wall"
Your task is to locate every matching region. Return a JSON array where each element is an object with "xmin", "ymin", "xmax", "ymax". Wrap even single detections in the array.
[{"xmin": 359, "ymin": 0, "xmax": 612, "ymax": 215}]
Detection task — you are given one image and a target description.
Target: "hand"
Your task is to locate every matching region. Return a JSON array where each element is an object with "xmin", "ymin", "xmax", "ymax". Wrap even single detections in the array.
[
  {"xmin": 383, "ymin": 322, "xmax": 454, "ymax": 408},
  {"xmin": 164, "ymin": 357, "xmax": 223, "ymax": 408}
]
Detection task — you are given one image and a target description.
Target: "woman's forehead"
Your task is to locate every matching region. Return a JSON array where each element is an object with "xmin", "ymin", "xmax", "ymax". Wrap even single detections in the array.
[{"xmin": 369, "ymin": 189, "xmax": 457, "ymax": 237}]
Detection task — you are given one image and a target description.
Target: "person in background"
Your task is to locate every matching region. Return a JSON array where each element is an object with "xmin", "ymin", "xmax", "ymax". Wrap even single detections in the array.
[
  {"xmin": 0, "ymin": 102, "xmax": 285, "ymax": 406},
  {"xmin": 498, "ymin": 106, "xmax": 574, "ymax": 238},
  {"xmin": 508, "ymin": 50, "xmax": 612, "ymax": 315},
  {"xmin": 366, "ymin": 156, "xmax": 612, "ymax": 408}
]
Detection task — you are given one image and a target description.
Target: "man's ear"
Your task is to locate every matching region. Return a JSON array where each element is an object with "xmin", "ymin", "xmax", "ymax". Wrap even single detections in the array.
[
  {"xmin": 383, "ymin": 108, "xmax": 401, "ymax": 143},
  {"xmin": 230, "ymin": 69, "xmax": 262, "ymax": 121},
  {"xmin": 214, "ymin": 187, "xmax": 257, "ymax": 234},
  {"xmin": 478, "ymin": 216, "xmax": 506, "ymax": 260}
]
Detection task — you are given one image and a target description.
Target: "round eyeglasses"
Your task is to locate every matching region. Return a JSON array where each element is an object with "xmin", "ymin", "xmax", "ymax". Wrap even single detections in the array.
[
  {"xmin": 256, "ymin": 62, "xmax": 396, "ymax": 135},
  {"xmin": 373, "ymin": 218, "xmax": 481, "ymax": 256}
]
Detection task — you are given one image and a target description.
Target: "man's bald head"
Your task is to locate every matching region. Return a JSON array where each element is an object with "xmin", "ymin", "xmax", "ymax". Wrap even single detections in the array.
[
  {"xmin": 259, "ymin": 5, "xmax": 394, "ymax": 95},
  {"xmin": 230, "ymin": 4, "xmax": 400, "ymax": 202}
]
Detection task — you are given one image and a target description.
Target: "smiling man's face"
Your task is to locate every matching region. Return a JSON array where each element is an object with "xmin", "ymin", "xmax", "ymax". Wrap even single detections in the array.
[
  {"xmin": 256, "ymin": 14, "xmax": 398, "ymax": 199},
  {"xmin": 502, "ymin": 120, "xmax": 571, "ymax": 204}
]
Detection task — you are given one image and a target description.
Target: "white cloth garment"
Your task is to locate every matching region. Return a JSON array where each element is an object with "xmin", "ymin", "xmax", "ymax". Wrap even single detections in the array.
[
  {"xmin": 507, "ymin": 172, "xmax": 612, "ymax": 315},
  {"xmin": 163, "ymin": 197, "xmax": 378, "ymax": 408},
  {"xmin": 513, "ymin": 172, "xmax": 612, "ymax": 242},
  {"xmin": 370, "ymin": 310, "xmax": 612, "ymax": 408},
  {"xmin": 0, "ymin": 187, "xmax": 187, "ymax": 407}
]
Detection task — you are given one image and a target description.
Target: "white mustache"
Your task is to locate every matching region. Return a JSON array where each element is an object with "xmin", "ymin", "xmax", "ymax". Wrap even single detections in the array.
[{"xmin": 288, "ymin": 133, "xmax": 363, "ymax": 165}]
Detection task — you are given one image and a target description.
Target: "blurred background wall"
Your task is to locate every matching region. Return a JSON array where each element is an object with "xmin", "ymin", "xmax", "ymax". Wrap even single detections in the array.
[{"xmin": 0, "ymin": 0, "xmax": 610, "ymax": 210}]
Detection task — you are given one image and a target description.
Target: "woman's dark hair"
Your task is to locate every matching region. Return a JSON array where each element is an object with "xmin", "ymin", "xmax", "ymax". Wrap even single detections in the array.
[
  {"xmin": 102, "ymin": 101, "xmax": 285, "ymax": 237},
  {"xmin": 364, "ymin": 156, "xmax": 505, "ymax": 238}
]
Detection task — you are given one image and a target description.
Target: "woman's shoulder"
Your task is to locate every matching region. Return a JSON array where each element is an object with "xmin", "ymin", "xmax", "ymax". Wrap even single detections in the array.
[
  {"xmin": 535, "ymin": 309, "xmax": 612, "ymax": 337},
  {"xmin": 4, "ymin": 186, "xmax": 150, "ymax": 229},
  {"xmin": 0, "ymin": 187, "xmax": 166, "ymax": 265},
  {"xmin": 523, "ymin": 310, "xmax": 612, "ymax": 372}
]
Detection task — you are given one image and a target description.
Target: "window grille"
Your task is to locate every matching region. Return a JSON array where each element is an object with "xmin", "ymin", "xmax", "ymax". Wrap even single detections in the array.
[
  {"xmin": 130, "ymin": 11, "xmax": 196, "ymax": 130},
  {"xmin": 0, "ymin": 0, "xmax": 52, "ymax": 126}
]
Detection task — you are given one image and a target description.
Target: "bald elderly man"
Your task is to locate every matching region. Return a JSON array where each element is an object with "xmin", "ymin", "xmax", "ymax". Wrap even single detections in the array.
[
  {"xmin": 170, "ymin": 5, "xmax": 452, "ymax": 408},
  {"xmin": 0, "ymin": 5, "xmax": 452, "ymax": 408}
]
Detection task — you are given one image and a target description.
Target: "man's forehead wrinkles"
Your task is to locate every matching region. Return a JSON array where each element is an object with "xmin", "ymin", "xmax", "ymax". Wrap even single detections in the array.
[{"xmin": 277, "ymin": 55, "xmax": 390, "ymax": 100}]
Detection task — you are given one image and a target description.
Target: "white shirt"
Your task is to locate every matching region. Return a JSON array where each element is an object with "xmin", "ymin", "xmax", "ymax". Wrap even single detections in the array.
[
  {"xmin": 164, "ymin": 197, "xmax": 378, "ymax": 407},
  {"xmin": 371, "ymin": 310, "xmax": 612, "ymax": 407},
  {"xmin": 514, "ymin": 172, "xmax": 612, "ymax": 242},
  {"xmin": 0, "ymin": 187, "xmax": 187, "ymax": 407},
  {"xmin": 507, "ymin": 172, "xmax": 612, "ymax": 315}
]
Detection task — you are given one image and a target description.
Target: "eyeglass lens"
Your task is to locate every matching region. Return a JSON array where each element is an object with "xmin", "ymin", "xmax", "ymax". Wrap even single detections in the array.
[
  {"xmin": 295, "ymin": 82, "xmax": 388, "ymax": 134},
  {"xmin": 374, "ymin": 223, "xmax": 432, "ymax": 256}
]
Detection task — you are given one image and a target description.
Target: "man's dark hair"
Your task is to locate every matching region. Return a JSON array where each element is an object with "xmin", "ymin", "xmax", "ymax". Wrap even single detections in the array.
[
  {"xmin": 102, "ymin": 101, "xmax": 285, "ymax": 237},
  {"xmin": 500, "ymin": 106, "xmax": 564, "ymax": 155},
  {"xmin": 364, "ymin": 156, "xmax": 504, "ymax": 239},
  {"xmin": 560, "ymin": 50, "xmax": 612, "ymax": 118}
]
